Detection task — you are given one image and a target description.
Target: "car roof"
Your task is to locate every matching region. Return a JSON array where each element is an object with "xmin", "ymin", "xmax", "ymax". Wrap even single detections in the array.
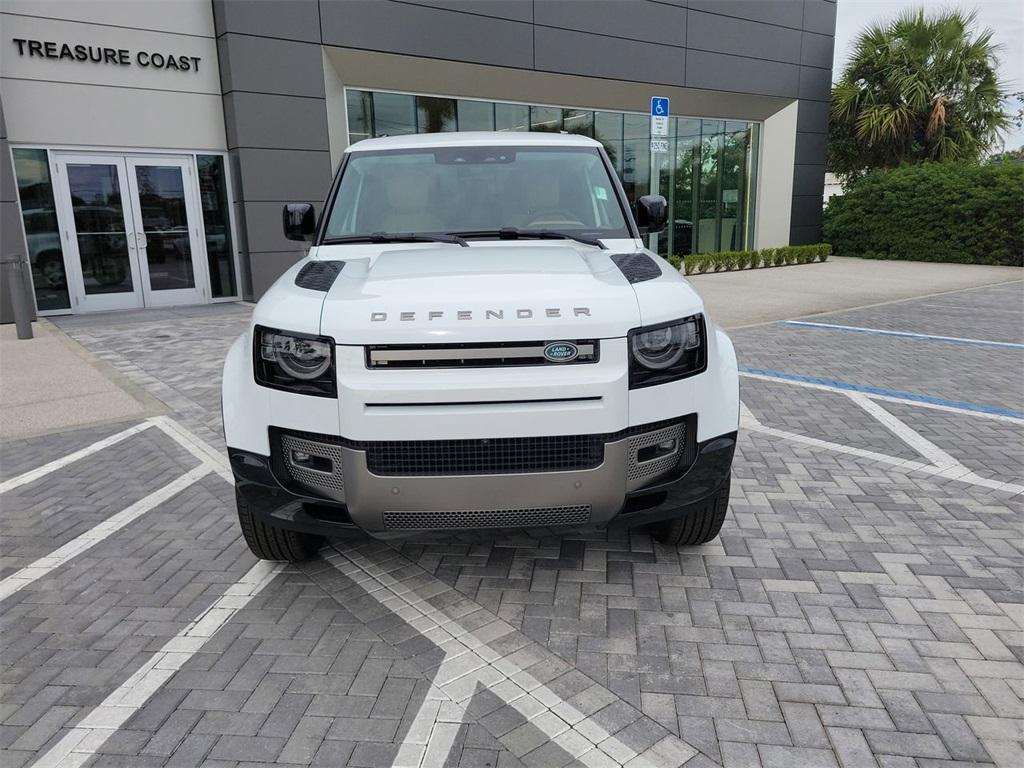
[{"xmin": 345, "ymin": 131, "xmax": 603, "ymax": 152}]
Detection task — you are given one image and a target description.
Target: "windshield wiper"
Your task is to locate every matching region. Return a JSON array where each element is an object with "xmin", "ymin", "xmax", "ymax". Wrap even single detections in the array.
[
  {"xmin": 323, "ymin": 232, "xmax": 468, "ymax": 247},
  {"xmin": 448, "ymin": 228, "xmax": 607, "ymax": 249}
]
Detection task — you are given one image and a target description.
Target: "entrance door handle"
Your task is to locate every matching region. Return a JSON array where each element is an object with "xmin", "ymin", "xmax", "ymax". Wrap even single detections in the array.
[{"xmin": 135, "ymin": 232, "xmax": 148, "ymax": 249}]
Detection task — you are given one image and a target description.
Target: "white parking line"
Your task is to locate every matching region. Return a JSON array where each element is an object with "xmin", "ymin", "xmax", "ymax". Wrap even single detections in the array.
[
  {"xmin": 846, "ymin": 392, "xmax": 960, "ymax": 469},
  {"xmin": 28, "ymin": 560, "xmax": 283, "ymax": 768},
  {"xmin": 149, "ymin": 415, "xmax": 231, "ymax": 481},
  {"xmin": 0, "ymin": 421, "xmax": 153, "ymax": 495},
  {"xmin": 784, "ymin": 320, "xmax": 1024, "ymax": 349},
  {"xmin": 0, "ymin": 465, "xmax": 211, "ymax": 602},
  {"xmin": 327, "ymin": 544, "xmax": 698, "ymax": 768}
]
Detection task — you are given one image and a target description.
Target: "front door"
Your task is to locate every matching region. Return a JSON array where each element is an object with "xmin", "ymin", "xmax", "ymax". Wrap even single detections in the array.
[{"xmin": 53, "ymin": 153, "xmax": 208, "ymax": 312}]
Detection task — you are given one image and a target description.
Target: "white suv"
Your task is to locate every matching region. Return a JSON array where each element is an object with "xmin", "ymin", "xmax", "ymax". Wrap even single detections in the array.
[{"xmin": 222, "ymin": 132, "xmax": 738, "ymax": 561}]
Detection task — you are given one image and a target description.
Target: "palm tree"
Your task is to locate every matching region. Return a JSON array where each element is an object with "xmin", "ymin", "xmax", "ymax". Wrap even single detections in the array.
[{"xmin": 829, "ymin": 8, "xmax": 1009, "ymax": 181}]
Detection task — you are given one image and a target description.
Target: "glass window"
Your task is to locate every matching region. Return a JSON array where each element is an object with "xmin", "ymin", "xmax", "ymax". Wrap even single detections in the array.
[
  {"xmin": 340, "ymin": 89, "xmax": 760, "ymax": 252},
  {"xmin": 562, "ymin": 109, "xmax": 593, "ymax": 137},
  {"xmin": 697, "ymin": 120, "xmax": 724, "ymax": 253},
  {"xmin": 416, "ymin": 96, "xmax": 457, "ymax": 133},
  {"xmin": 595, "ymin": 111, "xmax": 623, "ymax": 174},
  {"xmin": 495, "ymin": 103, "xmax": 529, "ymax": 132},
  {"xmin": 457, "ymin": 100, "xmax": 494, "ymax": 131},
  {"xmin": 12, "ymin": 148, "xmax": 70, "ymax": 311},
  {"xmin": 197, "ymin": 155, "xmax": 237, "ymax": 298},
  {"xmin": 346, "ymin": 90, "xmax": 373, "ymax": 144},
  {"xmin": 372, "ymin": 92, "xmax": 416, "ymax": 136},
  {"xmin": 530, "ymin": 106, "xmax": 562, "ymax": 133},
  {"xmin": 323, "ymin": 147, "xmax": 629, "ymax": 239}
]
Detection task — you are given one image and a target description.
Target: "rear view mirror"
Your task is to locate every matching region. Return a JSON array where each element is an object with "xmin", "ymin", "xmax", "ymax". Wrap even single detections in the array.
[
  {"xmin": 283, "ymin": 203, "xmax": 316, "ymax": 241},
  {"xmin": 636, "ymin": 195, "xmax": 667, "ymax": 234}
]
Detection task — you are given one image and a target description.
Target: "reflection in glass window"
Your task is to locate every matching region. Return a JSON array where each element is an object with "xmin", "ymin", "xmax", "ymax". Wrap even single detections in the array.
[
  {"xmin": 346, "ymin": 90, "xmax": 373, "ymax": 144},
  {"xmin": 530, "ymin": 106, "xmax": 562, "ymax": 132},
  {"xmin": 416, "ymin": 96, "xmax": 457, "ymax": 133},
  {"xmin": 341, "ymin": 88, "xmax": 760, "ymax": 254},
  {"xmin": 197, "ymin": 155, "xmax": 237, "ymax": 298},
  {"xmin": 495, "ymin": 103, "xmax": 529, "ymax": 132},
  {"xmin": 12, "ymin": 148, "xmax": 70, "ymax": 311},
  {"xmin": 372, "ymin": 92, "xmax": 416, "ymax": 135},
  {"xmin": 457, "ymin": 100, "xmax": 494, "ymax": 131},
  {"xmin": 562, "ymin": 109, "xmax": 593, "ymax": 137}
]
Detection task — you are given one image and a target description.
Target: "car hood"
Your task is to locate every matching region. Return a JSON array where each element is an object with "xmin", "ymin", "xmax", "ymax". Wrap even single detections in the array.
[{"xmin": 319, "ymin": 244, "xmax": 642, "ymax": 344}]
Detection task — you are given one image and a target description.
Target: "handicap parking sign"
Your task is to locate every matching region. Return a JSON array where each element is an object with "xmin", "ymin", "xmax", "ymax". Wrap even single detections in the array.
[{"xmin": 651, "ymin": 97, "xmax": 669, "ymax": 117}]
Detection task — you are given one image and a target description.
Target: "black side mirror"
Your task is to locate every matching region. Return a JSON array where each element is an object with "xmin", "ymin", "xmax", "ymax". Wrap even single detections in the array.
[
  {"xmin": 283, "ymin": 203, "xmax": 316, "ymax": 241},
  {"xmin": 636, "ymin": 195, "xmax": 668, "ymax": 234}
]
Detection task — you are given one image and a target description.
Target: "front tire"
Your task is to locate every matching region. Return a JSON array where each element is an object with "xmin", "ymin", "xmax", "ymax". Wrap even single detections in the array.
[
  {"xmin": 236, "ymin": 487, "xmax": 323, "ymax": 561},
  {"xmin": 648, "ymin": 476, "xmax": 730, "ymax": 545}
]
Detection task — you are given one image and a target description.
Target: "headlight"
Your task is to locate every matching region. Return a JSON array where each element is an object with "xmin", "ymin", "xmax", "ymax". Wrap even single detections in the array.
[
  {"xmin": 628, "ymin": 315, "xmax": 706, "ymax": 388},
  {"xmin": 254, "ymin": 326, "xmax": 336, "ymax": 397}
]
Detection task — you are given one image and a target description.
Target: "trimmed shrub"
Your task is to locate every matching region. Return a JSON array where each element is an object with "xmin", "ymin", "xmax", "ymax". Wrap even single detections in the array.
[
  {"xmin": 823, "ymin": 161, "xmax": 1023, "ymax": 266},
  {"xmin": 669, "ymin": 244, "xmax": 830, "ymax": 275}
]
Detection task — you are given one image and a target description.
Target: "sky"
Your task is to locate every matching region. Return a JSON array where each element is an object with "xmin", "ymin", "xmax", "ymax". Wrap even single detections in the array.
[{"xmin": 832, "ymin": 0, "xmax": 1024, "ymax": 150}]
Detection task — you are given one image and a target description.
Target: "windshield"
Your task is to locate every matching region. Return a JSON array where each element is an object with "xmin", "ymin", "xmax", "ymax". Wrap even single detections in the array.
[{"xmin": 322, "ymin": 146, "xmax": 631, "ymax": 242}]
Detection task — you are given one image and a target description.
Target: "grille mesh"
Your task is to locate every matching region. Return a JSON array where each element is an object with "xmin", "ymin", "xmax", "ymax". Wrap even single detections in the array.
[
  {"xmin": 280, "ymin": 433, "xmax": 345, "ymax": 494},
  {"xmin": 383, "ymin": 505, "xmax": 591, "ymax": 530},
  {"xmin": 627, "ymin": 423, "xmax": 686, "ymax": 483},
  {"xmin": 295, "ymin": 260, "xmax": 344, "ymax": 291},
  {"xmin": 366, "ymin": 435, "xmax": 605, "ymax": 476},
  {"xmin": 611, "ymin": 252, "xmax": 662, "ymax": 283}
]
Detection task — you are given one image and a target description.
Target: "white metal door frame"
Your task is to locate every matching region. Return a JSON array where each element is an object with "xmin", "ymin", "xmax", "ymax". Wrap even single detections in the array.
[
  {"xmin": 51, "ymin": 152, "xmax": 144, "ymax": 313},
  {"xmin": 123, "ymin": 155, "xmax": 209, "ymax": 308}
]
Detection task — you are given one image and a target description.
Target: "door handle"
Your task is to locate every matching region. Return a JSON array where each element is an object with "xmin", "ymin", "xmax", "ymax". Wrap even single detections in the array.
[{"xmin": 135, "ymin": 232, "xmax": 148, "ymax": 249}]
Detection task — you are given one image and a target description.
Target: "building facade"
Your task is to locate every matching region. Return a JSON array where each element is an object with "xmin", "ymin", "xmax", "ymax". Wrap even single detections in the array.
[{"xmin": 0, "ymin": 0, "xmax": 836, "ymax": 318}]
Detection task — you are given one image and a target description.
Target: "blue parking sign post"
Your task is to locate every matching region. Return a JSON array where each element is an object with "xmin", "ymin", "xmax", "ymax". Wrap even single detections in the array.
[{"xmin": 649, "ymin": 97, "xmax": 670, "ymax": 253}]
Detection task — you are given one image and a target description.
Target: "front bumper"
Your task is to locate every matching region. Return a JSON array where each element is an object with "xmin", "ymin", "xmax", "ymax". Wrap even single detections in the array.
[{"xmin": 228, "ymin": 420, "xmax": 736, "ymax": 540}]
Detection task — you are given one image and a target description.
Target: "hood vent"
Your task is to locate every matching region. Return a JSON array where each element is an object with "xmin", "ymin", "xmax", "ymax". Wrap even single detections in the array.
[
  {"xmin": 611, "ymin": 253, "xmax": 662, "ymax": 283},
  {"xmin": 295, "ymin": 260, "xmax": 345, "ymax": 291}
]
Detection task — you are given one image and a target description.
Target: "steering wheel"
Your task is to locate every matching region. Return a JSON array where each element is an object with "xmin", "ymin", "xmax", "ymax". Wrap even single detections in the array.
[{"xmin": 526, "ymin": 209, "xmax": 585, "ymax": 227}]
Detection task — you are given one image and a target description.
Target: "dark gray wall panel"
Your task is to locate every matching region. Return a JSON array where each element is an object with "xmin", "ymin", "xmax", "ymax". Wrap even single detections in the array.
[
  {"xmin": 249, "ymin": 250, "xmax": 307, "ymax": 297},
  {"xmin": 798, "ymin": 65, "xmax": 831, "ymax": 101},
  {"xmin": 794, "ymin": 131, "xmax": 827, "ymax": 164},
  {"xmin": 687, "ymin": 10, "xmax": 802, "ymax": 64},
  {"xmin": 319, "ymin": 0, "xmax": 534, "ymax": 68},
  {"xmin": 790, "ymin": 224, "xmax": 821, "ymax": 245},
  {"xmin": 686, "ymin": 50, "xmax": 799, "ymax": 97},
  {"xmin": 793, "ymin": 163, "xmax": 826, "ymax": 196},
  {"xmin": 218, "ymin": 35, "xmax": 325, "ymax": 97},
  {"xmin": 213, "ymin": 0, "xmax": 320, "ymax": 42},
  {"xmin": 535, "ymin": 26, "xmax": 685, "ymax": 85},
  {"xmin": 0, "ymin": 96, "xmax": 35, "ymax": 323},
  {"xmin": 688, "ymin": 0, "xmax": 805, "ymax": 30},
  {"xmin": 801, "ymin": 31, "xmax": 834, "ymax": 68},
  {"xmin": 803, "ymin": 0, "xmax": 837, "ymax": 36},
  {"xmin": 233, "ymin": 148, "xmax": 332, "ymax": 203},
  {"xmin": 797, "ymin": 98, "xmax": 829, "ymax": 133},
  {"xmin": 791, "ymin": 194, "xmax": 824, "ymax": 227},
  {"xmin": 534, "ymin": 0, "xmax": 686, "ymax": 47},
  {"xmin": 224, "ymin": 93, "xmax": 329, "ymax": 151},
  {"xmin": 401, "ymin": 0, "xmax": 534, "ymax": 23},
  {"xmin": 241, "ymin": 201, "xmax": 310, "ymax": 254}
]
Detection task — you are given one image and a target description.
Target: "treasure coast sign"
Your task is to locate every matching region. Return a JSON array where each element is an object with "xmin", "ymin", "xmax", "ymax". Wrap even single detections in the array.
[{"xmin": 12, "ymin": 38, "xmax": 201, "ymax": 72}]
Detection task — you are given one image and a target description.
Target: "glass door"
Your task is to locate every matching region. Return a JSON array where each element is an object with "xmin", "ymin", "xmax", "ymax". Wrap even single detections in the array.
[
  {"xmin": 53, "ymin": 154, "xmax": 142, "ymax": 312},
  {"xmin": 124, "ymin": 157, "xmax": 206, "ymax": 307}
]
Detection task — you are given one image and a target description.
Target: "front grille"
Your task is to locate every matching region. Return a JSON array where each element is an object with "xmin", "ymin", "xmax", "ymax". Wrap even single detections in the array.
[
  {"xmin": 366, "ymin": 434, "xmax": 604, "ymax": 476},
  {"xmin": 383, "ymin": 505, "xmax": 591, "ymax": 530},
  {"xmin": 366, "ymin": 340, "xmax": 599, "ymax": 368}
]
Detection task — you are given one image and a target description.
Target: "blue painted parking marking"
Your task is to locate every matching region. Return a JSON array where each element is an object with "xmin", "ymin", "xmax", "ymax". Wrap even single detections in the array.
[
  {"xmin": 783, "ymin": 321, "xmax": 1024, "ymax": 350},
  {"xmin": 739, "ymin": 367, "xmax": 1024, "ymax": 419}
]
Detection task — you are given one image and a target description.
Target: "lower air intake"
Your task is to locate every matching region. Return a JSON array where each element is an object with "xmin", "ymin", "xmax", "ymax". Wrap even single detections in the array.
[{"xmin": 383, "ymin": 505, "xmax": 591, "ymax": 530}]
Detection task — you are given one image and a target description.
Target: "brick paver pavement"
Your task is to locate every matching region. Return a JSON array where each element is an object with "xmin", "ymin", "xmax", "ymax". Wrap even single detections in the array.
[{"xmin": 0, "ymin": 282, "xmax": 1021, "ymax": 767}]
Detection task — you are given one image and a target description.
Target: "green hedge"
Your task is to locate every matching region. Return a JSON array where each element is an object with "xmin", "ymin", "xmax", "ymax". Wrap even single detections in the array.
[
  {"xmin": 822, "ymin": 161, "xmax": 1023, "ymax": 266},
  {"xmin": 666, "ymin": 244, "xmax": 830, "ymax": 275}
]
